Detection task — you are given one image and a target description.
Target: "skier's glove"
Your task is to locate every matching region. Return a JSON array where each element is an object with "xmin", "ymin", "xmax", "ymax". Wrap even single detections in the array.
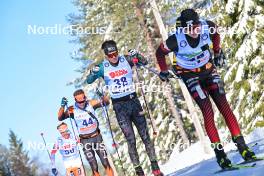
[
  {"xmin": 128, "ymin": 49, "xmax": 138, "ymax": 56},
  {"xmin": 128, "ymin": 49, "xmax": 139, "ymax": 65},
  {"xmin": 159, "ymin": 71, "xmax": 170, "ymax": 82},
  {"xmin": 214, "ymin": 49, "xmax": 226, "ymax": 68},
  {"xmin": 51, "ymin": 168, "xmax": 58, "ymax": 176},
  {"xmin": 61, "ymin": 97, "xmax": 68, "ymax": 108},
  {"xmin": 91, "ymin": 65, "xmax": 100, "ymax": 74}
]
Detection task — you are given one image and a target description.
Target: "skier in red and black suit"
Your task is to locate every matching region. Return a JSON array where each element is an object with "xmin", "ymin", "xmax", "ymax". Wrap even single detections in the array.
[{"xmin": 155, "ymin": 8, "xmax": 256, "ymax": 169}]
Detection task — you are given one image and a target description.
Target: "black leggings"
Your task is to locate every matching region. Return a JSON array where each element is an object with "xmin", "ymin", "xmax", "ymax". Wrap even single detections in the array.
[
  {"xmin": 113, "ymin": 98, "xmax": 157, "ymax": 166},
  {"xmin": 81, "ymin": 134, "xmax": 111, "ymax": 173}
]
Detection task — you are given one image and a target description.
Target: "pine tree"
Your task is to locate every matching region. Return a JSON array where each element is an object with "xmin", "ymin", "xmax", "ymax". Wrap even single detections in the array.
[
  {"xmin": 8, "ymin": 130, "xmax": 34, "ymax": 176},
  {"xmin": 0, "ymin": 144, "xmax": 11, "ymax": 176},
  {"xmin": 208, "ymin": 0, "xmax": 264, "ymax": 134}
]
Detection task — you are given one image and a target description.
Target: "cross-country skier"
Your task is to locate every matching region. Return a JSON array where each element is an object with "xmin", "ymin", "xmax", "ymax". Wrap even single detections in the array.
[
  {"xmin": 51, "ymin": 122, "xmax": 85, "ymax": 176},
  {"xmin": 155, "ymin": 8, "xmax": 256, "ymax": 169},
  {"xmin": 58, "ymin": 89, "xmax": 114, "ymax": 176},
  {"xmin": 86, "ymin": 40, "xmax": 163, "ymax": 176}
]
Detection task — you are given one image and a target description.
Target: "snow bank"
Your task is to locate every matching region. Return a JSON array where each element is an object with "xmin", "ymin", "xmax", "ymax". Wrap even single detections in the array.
[{"xmin": 162, "ymin": 127, "xmax": 264, "ymax": 176}]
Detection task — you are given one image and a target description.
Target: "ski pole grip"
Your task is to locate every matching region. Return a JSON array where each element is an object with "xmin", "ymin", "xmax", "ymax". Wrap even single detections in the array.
[{"xmin": 132, "ymin": 57, "xmax": 139, "ymax": 64}]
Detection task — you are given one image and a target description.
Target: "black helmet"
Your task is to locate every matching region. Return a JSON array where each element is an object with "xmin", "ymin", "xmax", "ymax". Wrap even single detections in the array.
[
  {"xmin": 101, "ymin": 40, "xmax": 118, "ymax": 55},
  {"xmin": 178, "ymin": 9, "xmax": 200, "ymax": 27}
]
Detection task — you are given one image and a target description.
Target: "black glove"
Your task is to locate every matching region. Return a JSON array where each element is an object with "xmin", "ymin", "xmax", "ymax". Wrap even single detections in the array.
[
  {"xmin": 61, "ymin": 97, "xmax": 68, "ymax": 108},
  {"xmin": 159, "ymin": 71, "xmax": 170, "ymax": 82},
  {"xmin": 51, "ymin": 168, "xmax": 58, "ymax": 176},
  {"xmin": 214, "ymin": 50, "xmax": 226, "ymax": 67}
]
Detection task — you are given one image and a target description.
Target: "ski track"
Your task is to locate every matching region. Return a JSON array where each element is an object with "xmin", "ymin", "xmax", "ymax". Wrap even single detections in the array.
[{"xmin": 166, "ymin": 130, "xmax": 264, "ymax": 176}]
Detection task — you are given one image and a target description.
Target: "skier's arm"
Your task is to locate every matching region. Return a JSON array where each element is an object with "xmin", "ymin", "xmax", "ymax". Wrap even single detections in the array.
[
  {"xmin": 58, "ymin": 106, "xmax": 74, "ymax": 121},
  {"xmin": 58, "ymin": 107, "xmax": 69, "ymax": 121},
  {"xmin": 86, "ymin": 63, "xmax": 104, "ymax": 84},
  {"xmin": 90, "ymin": 96, "xmax": 110, "ymax": 110},
  {"xmin": 206, "ymin": 20, "xmax": 221, "ymax": 55},
  {"xmin": 156, "ymin": 34, "xmax": 178, "ymax": 71}
]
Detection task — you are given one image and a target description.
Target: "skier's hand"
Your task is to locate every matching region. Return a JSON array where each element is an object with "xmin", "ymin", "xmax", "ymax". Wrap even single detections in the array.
[
  {"xmin": 128, "ymin": 49, "xmax": 138, "ymax": 56},
  {"xmin": 214, "ymin": 50, "xmax": 226, "ymax": 68},
  {"xmin": 51, "ymin": 168, "xmax": 58, "ymax": 176},
  {"xmin": 61, "ymin": 97, "xmax": 68, "ymax": 108},
  {"xmin": 128, "ymin": 49, "xmax": 139, "ymax": 65},
  {"xmin": 159, "ymin": 71, "xmax": 170, "ymax": 82},
  {"xmin": 128, "ymin": 49, "xmax": 148, "ymax": 66},
  {"xmin": 91, "ymin": 65, "xmax": 100, "ymax": 74},
  {"xmin": 67, "ymin": 106, "xmax": 74, "ymax": 119}
]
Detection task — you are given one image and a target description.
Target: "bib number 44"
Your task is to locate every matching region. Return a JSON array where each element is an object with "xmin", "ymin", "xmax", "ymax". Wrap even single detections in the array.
[{"xmin": 82, "ymin": 118, "xmax": 93, "ymax": 126}]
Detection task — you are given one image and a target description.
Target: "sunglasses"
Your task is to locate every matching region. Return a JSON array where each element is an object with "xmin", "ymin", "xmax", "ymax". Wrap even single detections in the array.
[
  {"xmin": 61, "ymin": 129, "xmax": 70, "ymax": 135},
  {"xmin": 107, "ymin": 51, "xmax": 118, "ymax": 58},
  {"xmin": 75, "ymin": 96, "xmax": 86, "ymax": 104}
]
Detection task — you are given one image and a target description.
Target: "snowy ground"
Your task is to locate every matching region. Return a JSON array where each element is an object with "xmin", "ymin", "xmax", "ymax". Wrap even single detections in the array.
[{"xmin": 161, "ymin": 128, "xmax": 264, "ymax": 176}]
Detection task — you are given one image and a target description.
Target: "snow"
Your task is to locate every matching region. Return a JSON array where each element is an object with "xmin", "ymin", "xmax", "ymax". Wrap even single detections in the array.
[
  {"xmin": 223, "ymin": 62, "xmax": 238, "ymax": 82},
  {"xmin": 234, "ymin": 63, "xmax": 244, "ymax": 82},
  {"xmin": 161, "ymin": 128, "xmax": 264, "ymax": 176}
]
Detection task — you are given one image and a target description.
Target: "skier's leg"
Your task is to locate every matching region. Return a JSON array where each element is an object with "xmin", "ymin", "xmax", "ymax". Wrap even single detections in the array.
[
  {"xmin": 207, "ymin": 71, "xmax": 256, "ymax": 160},
  {"xmin": 81, "ymin": 138, "xmax": 100, "ymax": 176},
  {"xmin": 181, "ymin": 76, "xmax": 220, "ymax": 143},
  {"xmin": 206, "ymin": 71, "xmax": 241, "ymax": 137},
  {"xmin": 94, "ymin": 134, "xmax": 114, "ymax": 176},
  {"xmin": 181, "ymin": 75, "xmax": 232, "ymax": 169},
  {"xmin": 131, "ymin": 98, "xmax": 163, "ymax": 175},
  {"xmin": 113, "ymin": 101, "xmax": 143, "ymax": 175}
]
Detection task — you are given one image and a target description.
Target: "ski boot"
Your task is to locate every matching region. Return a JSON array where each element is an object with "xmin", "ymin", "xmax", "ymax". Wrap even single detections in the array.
[
  {"xmin": 233, "ymin": 135, "xmax": 256, "ymax": 161},
  {"xmin": 213, "ymin": 143, "xmax": 232, "ymax": 169},
  {"xmin": 135, "ymin": 166, "xmax": 145, "ymax": 176},
  {"xmin": 151, "ymin": 160, "xmax": 164, "ymax": 176}
]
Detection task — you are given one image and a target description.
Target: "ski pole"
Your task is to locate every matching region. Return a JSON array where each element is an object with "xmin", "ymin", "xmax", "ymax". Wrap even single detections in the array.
[
  {"xmin": 65, "ymin": 105, "xmax": 87, "ymax": 176},
  {"xmin": 137, "ymin": 63, "xmax": 178, "ymax": 80},
  {"xmin": 95, "ymin": 88, "xmax": 127, "ymax": 176},
  {"xmin": 132, "ymin": 61, "xmax": 158, "ymax": 136},
  {"xmin": 40, "ymin": 133, "xmax": 59, "ymax": 176}
]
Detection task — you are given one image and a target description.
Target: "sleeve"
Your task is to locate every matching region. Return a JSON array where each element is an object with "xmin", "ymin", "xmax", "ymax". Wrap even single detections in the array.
[
  {"xmin": 58, "ymin": 106, "xmax": 74, "ymax": 121},
  {"xmin": 58, "ymin": 111, "xmax": 69, "ymax": 121},
  {"xmin": 166, "ymin": 34, "xmax": 179, "ymax": 52},
  {"xmin": 156, "ymin": 34, "xmax": 178, "ymax": 71},
  {"xmin": 86, "ymin": 63, "xmax": 104, "ymax": 84},
  {"xmin": 206, "ymin": 20, "xmax": 221, "ymax": 54}
]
